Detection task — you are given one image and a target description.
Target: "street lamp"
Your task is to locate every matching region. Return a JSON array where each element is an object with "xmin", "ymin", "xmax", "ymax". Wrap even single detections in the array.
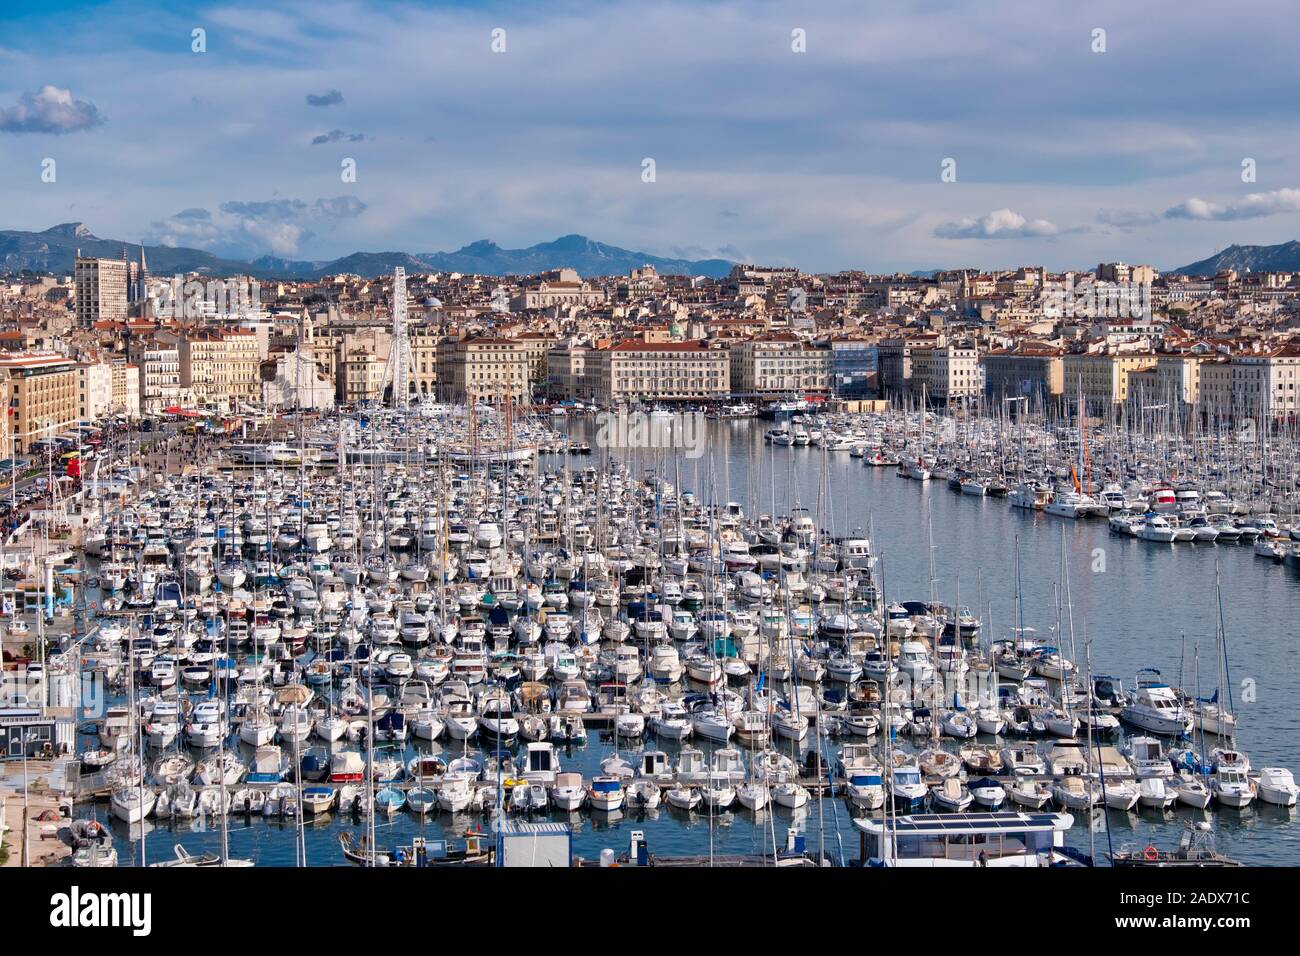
[{"xmin": 20, "ymin": 728, "xmax": 38, "ymax": 867}]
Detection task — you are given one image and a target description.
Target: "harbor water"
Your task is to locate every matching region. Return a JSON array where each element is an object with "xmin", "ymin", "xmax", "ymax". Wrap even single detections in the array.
[{"xmin": 76, "ymin": 417, "xmax": 1300, "ymax": 866}]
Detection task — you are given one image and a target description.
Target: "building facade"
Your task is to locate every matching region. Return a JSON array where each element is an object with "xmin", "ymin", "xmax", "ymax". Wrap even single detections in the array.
[
  {"xmin": 437, "ymin": 336, "xmax": 530, "ymax": 404},
  {"xmin": 0, "ymin": 353, "xmax": 81, "ymax": 454},
  {"xmin": 728, "ymin": 336, "xmax": 830, "ymax": 396},
  {"xmin": 829, "ymin": 339, "xmax": 878, "ymax": 399},
  {"xmin": 589, "ymin": 340, "xmax": 730, "ymax": 405},
  {"xmin": 1061, "ymin": 352, "xmax": 1158, "ymax": 410},
  {"xmin": 178, "ymin": 328, "xmax": 261, "ymax": 411},
  {"xmin": 910, "ymin": 342, "xmax": 983, "ymax": 404},
  {"xmin": 74, "ymin": 256, "xmax": 128, "ymax": 328},
  {"xmin": 77, "ymin": 361, "xmax": 114, "ymax": 421},
  {"xmin": 140, "ymin": 348, "xmax": 186, "ymax": 414},
  {"xmin": 982, "ymin": 348, "xmax": 1064, "ymax": 403},
  {"xmin": 1229, "ymin": 346, "xmax": 1300, "ymax": 423},
  {"xmin": 110, "ymin": 359, "xmax": 141, "ymax": 418},
  {"xmin": 546, "ymin": 346, "xmax": 592, "ymax": 403}
]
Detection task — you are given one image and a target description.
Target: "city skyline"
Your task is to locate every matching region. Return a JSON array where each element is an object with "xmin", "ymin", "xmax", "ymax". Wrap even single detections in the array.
[{"xmin": 2, "ymin": 0, "xmax": 1299, "ymax": 272}]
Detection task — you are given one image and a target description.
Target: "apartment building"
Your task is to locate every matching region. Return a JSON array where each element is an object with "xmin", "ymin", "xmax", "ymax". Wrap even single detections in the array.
[
  {"xmin": 338, "ymin": 348, "xmax": 389, "ymax": 405},
  {"xmin": 588, "ymin": 340, "xmax": 729, "ymax": 405},
  {"xmin": 1230, "ymin": 345, "xmax": 1300, "ymax": 422},
  {"xmin": 140, "ymin": 347, "xmax": 186, "ymax": 414},
  {"xmin": 110, "ymin": 358, "xmax": 141, "ymax": 418},
  {"xmin": 325, "ymin": 327, "xmax": 391, "ymax": 405},
  {"xmin": 1198, "ymin": 357, "xmax": 1235, "ymax": 422},
  {"xmin": 178, "ymin": 328, "xmax": 261, "ymax": 411},
  {"xmin": 77, "ymin": 361, "xmax": 113, "ymax": 420},
  {"xmin": 546, "ymin": 345, "xmax": 592, "ymax": 402},
  {"xmin": 437, "ymin": 336, "xmax": 530, "ymax": 404},
  {"xmin": 876, "ymin": 334, "xmax": 941, "ymax": 399},
  {"xmin": 728, "ymin": 335, "xmax": 830, "ymax": 396},
  {"xmin": 910, "ymin": 342, "xmax": 983, "ymax": 404},
  {"xmin": 1096, "ymin": 262, "xmax": 1157, "ymax": 285},
  {"xmin": 74, "ymin": 256, "xmax": 128, "ymax": 327},
  {"xmin": 1061, "ymin": 352, "xmax": 1158, "ymax": 409},
  {"xmin": 410, "ymin": 328, "xmax": 440, "ymax": 398},
  {"xmin": 1154, "ymin": 355, "xmax": 1202, "ymax": 408},
  {"xmin": 0, "ymin": 352, "xmax": 81, "ymax": 454},
  {"xmin": 514, "ymin": 331, "xmax": 559, "ymax": 387},
  {"xmin": 982, "ymin": 347, "xmax": 1064, "ymax": 402}
]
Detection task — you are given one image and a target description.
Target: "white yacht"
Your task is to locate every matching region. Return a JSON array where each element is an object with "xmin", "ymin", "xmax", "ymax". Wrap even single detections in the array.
[{"xmin": 1120, "ymin": 674, "xmax": 1192, "ymax": 736}]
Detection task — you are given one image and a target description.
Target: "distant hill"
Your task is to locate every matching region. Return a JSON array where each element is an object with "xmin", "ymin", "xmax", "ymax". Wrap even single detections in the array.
[
  {"xmin": 415, "ymin": 234, "xmax": 734, "ymax": 279},
  {"xmin": 1170, "ymin": 240, "xmax": 1300, "ymax": 276},
  {"xmin": 0, "ymin": 223, "xmax": 736, "ymax": 280},
  {"xmin": 247, "ymin": 254, "xmax": 330, "ymax": 274},
  {"xmin": 0, "ymin": 223, "xmax": 261, "ymax": 277}
]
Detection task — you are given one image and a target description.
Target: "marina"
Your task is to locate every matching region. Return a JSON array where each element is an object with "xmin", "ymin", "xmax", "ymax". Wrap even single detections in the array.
[{"xmin": 3, "ymin": 403, "xmax": 1297, "ymax": 868}]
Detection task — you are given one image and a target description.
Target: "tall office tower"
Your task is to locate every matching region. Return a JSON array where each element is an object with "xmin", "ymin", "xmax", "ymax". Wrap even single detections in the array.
[{"xmin": 74, "ymin": 253, "xmax": 129, "ymax": 326}]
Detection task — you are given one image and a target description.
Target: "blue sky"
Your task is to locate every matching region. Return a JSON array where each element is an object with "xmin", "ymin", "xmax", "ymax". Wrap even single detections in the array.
[{"xmin": 1, "ymin": 0, "xmax": 1298, "ymax": 272}]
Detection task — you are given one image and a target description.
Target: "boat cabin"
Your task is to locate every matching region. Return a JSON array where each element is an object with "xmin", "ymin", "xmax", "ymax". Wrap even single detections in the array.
[
  {"xmin": 855, "ymin": 812, "xmax": 1081, "ymax": 867},
  {"xmin": 521, "ymin": 742, "xmax": 559, "ymax": 784},
  {"xmin": 640, "ymin": 750, "xmax": 670, "ymax": 780}
]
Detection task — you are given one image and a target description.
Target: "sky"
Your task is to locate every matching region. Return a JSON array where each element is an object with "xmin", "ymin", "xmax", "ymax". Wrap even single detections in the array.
[{"xmin": 1, "ymin": 0, "xmax": 1298, "ymax": 273}]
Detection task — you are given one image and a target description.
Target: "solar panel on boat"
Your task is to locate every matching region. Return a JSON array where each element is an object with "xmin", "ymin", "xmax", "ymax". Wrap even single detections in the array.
[{"xmin": 885, "ymin": 812, "xmax": 1062, "ymax": 833}]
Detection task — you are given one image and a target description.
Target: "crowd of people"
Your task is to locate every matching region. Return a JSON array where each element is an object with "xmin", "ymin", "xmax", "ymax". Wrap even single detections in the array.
[{"xmin": 0, "ymin": 417, "xmax": 229, "ymax": 543}]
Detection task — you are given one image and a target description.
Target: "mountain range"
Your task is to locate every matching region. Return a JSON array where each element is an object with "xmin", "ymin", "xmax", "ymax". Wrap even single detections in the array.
[
  {"xmin": 4, "ymin": 222, "xmax": 1299, "ymax": 280},
  {"xmin": 1168, "ymin": 241, "xmax": 1300, "ymax": 276},
  {"xmin": 0, "ymin": 224, "xmax": 735, "ymax": 280}
]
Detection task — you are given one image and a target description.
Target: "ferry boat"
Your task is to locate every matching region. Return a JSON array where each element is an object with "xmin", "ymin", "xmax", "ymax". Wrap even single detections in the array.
[{"xmin": 854, "ymin": 811, "xmax": 1084, "ymax": 867}]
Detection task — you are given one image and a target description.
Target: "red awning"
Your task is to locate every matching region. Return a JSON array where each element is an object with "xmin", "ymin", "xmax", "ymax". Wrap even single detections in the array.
[{"xmin": 163, "ymin": 406, "xmax": 201, "ymax": 417}]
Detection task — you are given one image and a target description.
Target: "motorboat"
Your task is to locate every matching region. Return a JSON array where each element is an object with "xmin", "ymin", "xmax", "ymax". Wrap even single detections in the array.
[
  {"xmin": 1000, "ymin": 744, "xmax": 1046, "ymax": 776},
  {"xmin": 588, "ymin": 775, "xmax": 625, "ymax": 811},
  {"xmin": 1101, "ymin": 779, "xmax": 1140, "ymax": 811},
  {"xmin": 1125, "ymin": 736, "xmax": 1174, "ymax": 778},
  {"xmin": 1051, "ymin": 775, "xmax": 1098, "ymax": 810},
  {"xmin": 551, "ymin": 772, "xmax": 588, "ymax": 811},
  {"xmin": 968, "ymin": 777, "xmax": 1007, "ymax": 809},
  {"xmin": 1256, "ymin": 767, "xmax": 1299, "ymax": 806},
  {"xmin": 1210, "ymin": 767, "xmax": 1254, "ymax": 808},
  {"xmin": 1121, "ymin": 672, "xmax": 1192, "ymax": 736},
  {"xmin": 1008, "ymin": 777, "xmax": 1053, "ymax": 810},
  {"xmin": 932, "ymin": 778, "xmax": 973, "ymax": 812},
  {"xmin": 1138, "ymin": 777, "xmax": 1178, "ymax": 809},
  {"xmin": 888, "ymin": 763, "xmax": 928, "ymax": 811},
  {"xmin": 1170, "ymin": 772, "xmax": 1212, "ymax": 809}
]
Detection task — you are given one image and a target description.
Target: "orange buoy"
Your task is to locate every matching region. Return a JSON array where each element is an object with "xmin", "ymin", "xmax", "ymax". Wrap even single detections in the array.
[{"xmin": 1143, "ymin": 845, "xmax": 1159, "ymax": 861}]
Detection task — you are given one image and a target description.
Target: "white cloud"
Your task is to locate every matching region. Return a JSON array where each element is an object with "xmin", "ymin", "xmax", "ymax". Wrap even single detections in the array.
[
  {"xmin": 1164, "ymin": 189, "xmax": 1300, "ymax": 222},
  {"xmin": 0, "ymin": 85, "xmax": 104, "ymax": 134},
  {"xmin": 147, "ymin": 196, "xmax": 367, "ymax": 257},
  {"xmin": 934, "ymin": 208, "xmax": 1060, "ymax": 240},
  {"xmin": 148, "ymin": 208, "xmax": 223, "ymax": 248}
]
